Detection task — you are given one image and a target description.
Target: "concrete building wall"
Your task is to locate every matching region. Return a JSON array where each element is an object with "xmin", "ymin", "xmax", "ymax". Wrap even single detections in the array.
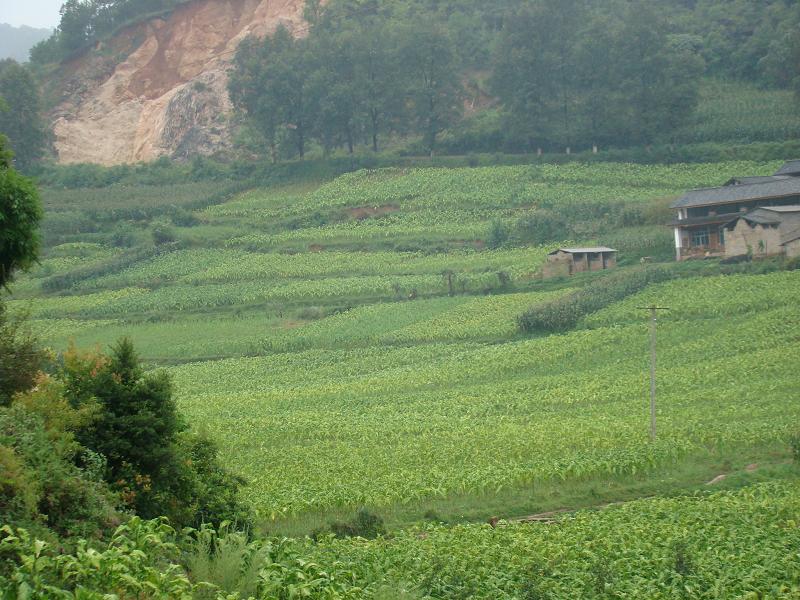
[
  {"xmin": 542, "ymin": 253, "xmax": 572, "ymax": 278},
  {"xmin": 785, "ymin": 239, "xmax": 800, "ymax": 259},
  {"xmin": 724, "ymin": 221, "xmax": 782, "ymax": 257},
  {"xmin": 588, "ymin": 254, "xmax": 605, "ymax": 271}
]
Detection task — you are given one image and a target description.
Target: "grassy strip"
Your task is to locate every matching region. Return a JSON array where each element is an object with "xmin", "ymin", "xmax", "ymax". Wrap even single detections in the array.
[{"xmin": 259, "ymin": 443, "xmax": 797, "ymax": 538}]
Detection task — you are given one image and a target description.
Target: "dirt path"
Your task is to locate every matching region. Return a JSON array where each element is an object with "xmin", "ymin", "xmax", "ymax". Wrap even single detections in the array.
[{"xmin": 495, "ymin": 463, "xmax": 763, "ymax": 526}]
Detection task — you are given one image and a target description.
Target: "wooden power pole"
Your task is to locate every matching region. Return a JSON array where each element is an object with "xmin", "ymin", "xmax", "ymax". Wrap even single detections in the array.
[{"xmin": 638, "ymin": 306, "xmax": 669, "ymax": 441}]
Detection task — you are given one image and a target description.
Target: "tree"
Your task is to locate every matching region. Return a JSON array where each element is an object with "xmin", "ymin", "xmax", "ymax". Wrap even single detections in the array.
[
  {"xmin": 491, "ymin": 0, "xmax": 586, "ymax": 152},
  {"xmin": 354, "ymin": 19, "xmax": 406, "ymax": 152},
  {"xmin": 229, "ymin": 26, "xmax": 314, "ymax": 159},
  {"xmin": 615, "ymin": 1, "xmax": 704, "ymax": 145},
  {"xmin": 400, "ymin": 22, "xmax": 462, "ymax": 156},
  {"xmin": 307, "ymin": 31, "xmax": 362, "ymax": 155},
  {"xmin": 491, "ymin": 0, "xmax": 702, "ymax": 150},
  {"xmin": 0, "ymin": 60, "xmax": 47, "ymax": 170},
  {"xmin": 57, "ymin": 0, "xmax": 97, "ymax": 54},
  {"xmin": 311, "ymin": 0, "xmax": 406, "ymax": 153},
  {"xmin": 68, "ymin": 339, "xmax": 182, "ymax": 517},
  {"xmin": 0, "ymin": 136, "xmax": 42, "ymax": 288},
  {"xmin": 62, "ymin": 339, "xmax": 250, "ymax": 528},
  {"xmin": 574, "ymin": 11, "xmax": 625, "ymax": 149}
]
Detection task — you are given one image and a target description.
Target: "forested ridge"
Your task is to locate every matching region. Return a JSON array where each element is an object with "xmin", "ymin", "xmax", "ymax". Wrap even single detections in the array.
[
  {"xmin": 0, "ymin": 0, "xmax": 799, "ymax": 168},
  {"xmin": 229, "ymin": 0, "xmax": 800, "ymax": 158}
]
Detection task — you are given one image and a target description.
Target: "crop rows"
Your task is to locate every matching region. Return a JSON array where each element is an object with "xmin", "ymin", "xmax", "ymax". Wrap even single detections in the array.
[
  {"xmin": 304, "ymin": 482, "xmax": 800, "ymax": 598},
  {"xmin": 167, "ymin": 271, "xmax": 800, "ymax": 516},
  {"xmin": 76, "ymin": 247, "xmax": 547, "ymax": 290}
]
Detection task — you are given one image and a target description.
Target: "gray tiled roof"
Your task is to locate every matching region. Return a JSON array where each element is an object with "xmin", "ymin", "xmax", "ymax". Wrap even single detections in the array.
[
  {"xmin": 775, "ymin": 160, "xmax": 800, "ymax": 176},
  {"xmin": 671, "ymin": 177, "xmax": 800, "ymax": 209},
  {"xmin": 723, "ymin": 206, "xmax": 800, "ymax": 230}
]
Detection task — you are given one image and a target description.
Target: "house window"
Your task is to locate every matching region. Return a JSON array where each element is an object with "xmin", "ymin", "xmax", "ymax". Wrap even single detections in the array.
[
  {"xmin": 691, "ymin": 228, "xmax": 710, "ymax": 247},
  {"xmin": 718, "ymin": 227, "xmax": 725, "ymax": 246}
]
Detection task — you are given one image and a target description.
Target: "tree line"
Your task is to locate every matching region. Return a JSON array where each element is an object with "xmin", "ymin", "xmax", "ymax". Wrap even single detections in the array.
[
  {"xmin": 30, "ymin": 0, "xmax": 193, "ymax": 62},
  {"xmin": 229, "ymin": 0, "xmax": 800, "ymax": 160},
  {"xmin": 1, "ymin": 0, "xmax": 798, "ymax": 168}
]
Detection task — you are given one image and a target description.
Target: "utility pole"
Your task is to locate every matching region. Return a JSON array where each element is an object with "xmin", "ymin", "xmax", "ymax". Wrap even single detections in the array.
[{"xmin": 638, "ymin": 306, "xmax": 669, "ymax": 441}]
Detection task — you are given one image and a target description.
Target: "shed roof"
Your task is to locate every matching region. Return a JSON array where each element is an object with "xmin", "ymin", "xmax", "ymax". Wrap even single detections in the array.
[
  {"xmin": 774, "ymin": 160, "xmax": 800, "ymax": 177},
  {"xmin": 549, "ymin": 247, "xmax": 617, "ymax": 255},
  {"xmin": 670, "ymin": 177, "xmax": 800, "ymax": 209}
]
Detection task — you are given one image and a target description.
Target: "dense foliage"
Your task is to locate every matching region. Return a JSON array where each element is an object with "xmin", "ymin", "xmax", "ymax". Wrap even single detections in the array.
[
  {"xmin": 58, "ymin": 340, "xmax": 252, "ymax": 529},
  {"xmin": 0, "ymin": 60, "xmax": 46, "ymax": 171},
  {"xmin": 30, "ymin": 0, "xmax": 194, "ymax": 61},
  {"xmin": 227, "ymin": 0, "xmax": 800, "ymax": 158},
  {"xmin": 0, "ymin": 137, "xmax": 42, "ymax": 286},
  {"xmin": 2, "ymin": 482, "xmax": 799, "ymax": 598},
  {"xmin": 518, "ymin": 266, "xmax": 679, "ymax": 333},
  {"xmin": 492, "ymin": 0, "xmax": 704, "ymax": 150}
]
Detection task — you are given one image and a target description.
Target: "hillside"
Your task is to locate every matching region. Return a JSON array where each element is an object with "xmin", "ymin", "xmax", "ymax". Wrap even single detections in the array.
[
  {"xmin": 0, "ymin": 24, "xmax": 52, "ymax": 63},
  {"xmin": 9, "ymin": 159, "xmax": 799, "ymax": 522},
  {"xmin": 27, "ymin": 0, "xmax": 800, "ymax": 166},
  {"xmin": 48, "ymin": 0, "xmax": 310, "ymax": 165},
  {"xmin": 5, "ymin": 159, "xmax": 800, "ymax": 594}
]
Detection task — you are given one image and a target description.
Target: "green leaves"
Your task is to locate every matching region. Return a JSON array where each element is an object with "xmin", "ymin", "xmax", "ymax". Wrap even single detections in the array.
[{"xmin": 0, "ymin": 161, "xmax": 42, "ymax": 287}]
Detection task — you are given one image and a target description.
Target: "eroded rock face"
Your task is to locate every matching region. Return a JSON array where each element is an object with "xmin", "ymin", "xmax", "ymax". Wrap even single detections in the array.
[{"xmin": 52, "ymin": 0, "xmax": 310, "ymax": 165}]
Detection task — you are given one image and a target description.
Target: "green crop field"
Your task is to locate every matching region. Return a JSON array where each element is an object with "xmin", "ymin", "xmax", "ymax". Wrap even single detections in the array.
[
  {"xmin": 286, "ymin": 481, "xmax": 800, "ymax": 598},
  {"xmin": 8, "ymin": 159, "xmax": 800, "ymax": 596}
]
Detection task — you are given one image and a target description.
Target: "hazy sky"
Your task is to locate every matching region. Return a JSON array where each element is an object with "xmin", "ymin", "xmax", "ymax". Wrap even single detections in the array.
[{"xmin": 1, "ymin": 0, "xmax": 62, "ymax": 29}]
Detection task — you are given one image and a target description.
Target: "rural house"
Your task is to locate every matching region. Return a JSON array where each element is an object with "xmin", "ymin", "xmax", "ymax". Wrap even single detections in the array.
[
  {"xmin": 721, "ymin": 206, "xmax": 800, "ymax": 259},
  {"xmin": 543, "ymin": 247, "xmax": 617, "ymax": 278},
  {"xmin": 670, "ymin": 160, "xmax": 800, "ymax": 260}
]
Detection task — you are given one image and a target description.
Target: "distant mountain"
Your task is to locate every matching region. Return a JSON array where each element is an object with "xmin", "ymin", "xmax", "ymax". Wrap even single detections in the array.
[{"xmin": 0, "ymin": 23, "xmax": 52, "ymax": 63}]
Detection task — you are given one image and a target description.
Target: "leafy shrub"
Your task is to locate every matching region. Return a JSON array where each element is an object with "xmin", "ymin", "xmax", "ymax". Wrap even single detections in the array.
[
  {"xmin": 487, "ymin": 220, "xmax": 511, "ymax": 249},
  {"xmin": 110, "ymin": 222, "xmax": 136, "ymax": 247},
  {"xmin": 170, "ymin": 207, "xmax": 200, "ymax": 227},
  {"xmin": 0, "ymin": 405, "xmax": 118, "ymax": 539},
  {"xmin": 0, "ymin": 156, "xmax": 42, "ymax": 286},
  {"xmin": 152, "ymin": 222, "xmax": 177, "ymax": 246},
  {"xmin": 790, "ymin": 432, "xmax": 800, "ymax": 463},
  {"xmin": 62, "ymin": 339, "xmax": 251, "ymax": 530},
  {"xmin": 519, "ymin": 267, "xmax": 678, "ymax": 333},
  {"xmin": 511, "ymin": 209, "xmax": 569, "ymax": 245},
  {"xmin": 0, "ymin": 518, "xmax": 198, "ymax": 597},
  {"xmin": 0, "ymin": 306, "xmax": 46, "ymax": 406},
  {"xmin": 175, "ymin": 432, "xmax": 252, "ymax": 530},
  {"xmin": 320, "ymin": 508, "xmax": 387, "ymax": 540}
]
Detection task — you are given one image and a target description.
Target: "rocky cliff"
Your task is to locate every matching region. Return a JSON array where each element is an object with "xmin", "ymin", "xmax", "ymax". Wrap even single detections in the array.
[{"xmin": 51, "ymin": 0, "xmax": 310, "ymax": 165}]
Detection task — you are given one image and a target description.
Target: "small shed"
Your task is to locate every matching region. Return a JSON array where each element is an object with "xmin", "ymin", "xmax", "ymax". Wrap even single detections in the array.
[{"xmin": 543, "ymin": 247, "xmax": 617, "ymax": 278}]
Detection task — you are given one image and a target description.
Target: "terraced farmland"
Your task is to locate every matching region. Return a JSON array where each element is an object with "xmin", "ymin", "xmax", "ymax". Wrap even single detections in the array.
[{"xmin": 11, "ymin": 160, "xmax": 799, "ymax": 526}]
